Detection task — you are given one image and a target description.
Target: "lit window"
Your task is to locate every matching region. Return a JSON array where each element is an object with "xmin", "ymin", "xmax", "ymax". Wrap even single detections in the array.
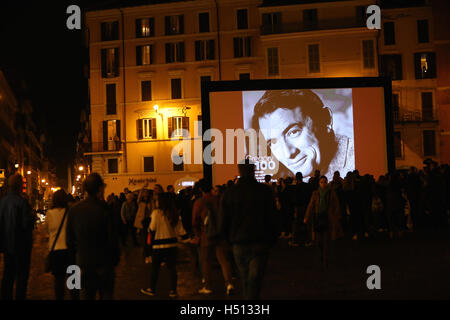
[{"xmin": 174, "ymin": 116, "xmax": 183, "ymax": 137}]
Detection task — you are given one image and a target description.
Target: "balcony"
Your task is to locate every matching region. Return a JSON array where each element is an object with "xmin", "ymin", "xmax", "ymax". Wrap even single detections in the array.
[
  {"xmin": 393, "ymin": 110, "xmax": 438, "ymax": 123},
  {"xmin": 260, "ymin": 18, "xmax": 366, "ymax": 35},
  {"xmin": 83, "ymin": 142, "xmax": 124, "ymax": 155}
]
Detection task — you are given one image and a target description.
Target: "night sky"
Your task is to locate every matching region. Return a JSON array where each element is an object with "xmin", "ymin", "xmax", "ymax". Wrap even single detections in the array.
[{"xmin": 0, "ymin": 1, "xmax": 95, "ymax": 184}]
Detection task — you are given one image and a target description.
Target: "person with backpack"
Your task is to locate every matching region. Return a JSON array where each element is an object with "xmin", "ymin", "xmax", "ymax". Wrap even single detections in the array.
[
  {"xmin": 192, "ymin": 179, "xmax": 234, "ymax": 295},
  {"xmin": 304, "ymin": 176, "xmax": 342, "ymax": 270}
]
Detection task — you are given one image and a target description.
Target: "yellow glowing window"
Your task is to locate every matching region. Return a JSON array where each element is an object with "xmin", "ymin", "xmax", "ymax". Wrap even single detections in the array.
[
  {"xmin": 143, "ymin": 119, "xmax": 152, "ymax": 138},
  {"xmin": 142, "ymin": 19, "xmax": 150, "ymax": 37},
  {"xmin": 142, "ymin": 45, "xmax": 151, "ymax": 65},
  {"xmin": 420, "ymin": 54, "xmax": 428, "ymax": 74},
  {"xmin": 173, "ymin": 116, "xmax": 183, "ymax": 137}
]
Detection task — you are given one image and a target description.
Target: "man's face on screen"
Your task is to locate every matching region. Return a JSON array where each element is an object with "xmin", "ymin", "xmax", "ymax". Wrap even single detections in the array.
[{"xmin": 259, "ymin": 106, "xmax": 321, "ymax": 178}]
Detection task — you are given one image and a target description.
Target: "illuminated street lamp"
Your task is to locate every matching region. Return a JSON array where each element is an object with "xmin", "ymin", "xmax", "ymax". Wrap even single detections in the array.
[
  {"xmin": 27, "ymin": 170, "xmax": 31, "ymax": 175},
  {"xmin": 77, "ymin": 175, "xmax": 81, "ymax": 179},
  {"xmin": 41, "ymin": 179, "xmax": 46, "ymax": 183},
  {"xmin": 153, "ymin": 104, "xmax": 159, "ymax": 112},
  {"xmin": 15, "ymin": 163, "xmax": 19, "ymax": 169},
  {"xmin": 79, "ymin": 166, "xmax": 84, "ymax": 171}
]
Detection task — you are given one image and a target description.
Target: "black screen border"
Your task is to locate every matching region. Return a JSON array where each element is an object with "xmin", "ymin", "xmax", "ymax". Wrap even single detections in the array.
[{"xmin": 201, "ymin": 77, "xmax": 394, "ymax": 186}]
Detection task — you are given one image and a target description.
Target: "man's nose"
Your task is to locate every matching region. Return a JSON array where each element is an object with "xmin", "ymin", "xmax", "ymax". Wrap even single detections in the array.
[{"xmin": 281, "ymin": 139, "xmax": 298, "ymax": 159}]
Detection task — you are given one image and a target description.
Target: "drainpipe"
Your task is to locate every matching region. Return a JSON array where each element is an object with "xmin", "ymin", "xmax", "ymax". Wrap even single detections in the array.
[
  {"xmin": 119, "ymin": 9, "xmax": 128, "ymax": 173},
  {"xmin": 215, "ymin": 0, "xmax": 222, "ymax": 80}
]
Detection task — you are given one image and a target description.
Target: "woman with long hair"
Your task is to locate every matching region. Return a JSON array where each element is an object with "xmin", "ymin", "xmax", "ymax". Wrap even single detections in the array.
[
  {"xmin": 140, "ymin": 192, "xmax": 187, "ymax": 298},
  {"xmin": 46, "ymin": 190, "xmax": 79, "ymax": 300}
]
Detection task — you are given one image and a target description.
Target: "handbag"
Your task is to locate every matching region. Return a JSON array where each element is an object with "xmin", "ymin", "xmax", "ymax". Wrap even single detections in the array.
[{"xmin": 45, "ymin": 208, "xmax": 68, "ymax": 273}]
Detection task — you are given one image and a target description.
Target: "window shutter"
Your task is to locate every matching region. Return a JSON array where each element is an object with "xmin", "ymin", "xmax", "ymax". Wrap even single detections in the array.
[
  {"xmin": 207, "ymin": 40, "xmax": 214, "ymax": 60},
  {"xmin": 429, "ymin": 52, "xmax": 436, "ymax": 78},
  {"xmin": 101, "ymin": 49, "xmax": 107, "ymax": 78},
  {"xmin": 112, "ymin": 21, "xmax": 119, "ymax": 40},
  {"xmin": 165, "ymin": 16, "xmax": 170, "ymax": 35},
  {"xmin": 179, "ymin": 15, "xmax": 184, "ymax": 34},
  {"xmin": 135, "ymin": 18, "xmax": 141, "ymax": 38},
  {"xmin": 137, "ymin": 119, "xmax": 143, "ymax": 140},
  {"xmin": 182, "ymin": 116, "xmax": 189, "ymax": 137},
  {"xmin": 151, "ymin": 118, "xmax": 157, "ymax": 139},
  {"xmin": 246, "ymin": 37, "xmax": 251, "ymax": 57},
  {"xmin": 150, "ymin": 45, "xmax": 154, "ymax": 64},
  {"xmin": 178, "ymin": 42, "xmax": 185, "ymax": 62},
  {"xmin": 168, "ymin": 117, "xmax": 173, "ymax": 138},
  {"xmin": 136, "ymin": 46, "xmax": 142, "ymax": 66},
  {"xmin": 165, "ymin": 43, "xmax": 171, "ymax": 63},
  {"xmin": 150, "ymin": 18, "xmax": 155, "ymax": 37},
  {"xmin": 115, "ymin": 120, "xmax": 121, "ymax": 145},
  {"xmin": 233, "ymin": 38, "xmax": 239, "ymax": 57},
  {"xmin": 414, "ymin": 53, "xmax": 421, "ymax": 79},
  {"xmin": 101, "ymin": 23, "xmax": 106, "ymax": 41},
  {"xmin": 114, "ymin": 48, "xmax": 120, "ymax": 77},
  {"xmin": 103, "ymin": 121, "xmax": 108, "ymax": 151}
]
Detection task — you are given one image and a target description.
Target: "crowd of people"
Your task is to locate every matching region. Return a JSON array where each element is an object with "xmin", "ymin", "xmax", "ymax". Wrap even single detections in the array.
[{"xmin": 0, "ymin": 160, "xmax": 449, "ymax": 300}]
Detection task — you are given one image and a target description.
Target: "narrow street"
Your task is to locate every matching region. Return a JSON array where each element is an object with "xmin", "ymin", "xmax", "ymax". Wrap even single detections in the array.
[{"xmin": 1, "ymin": 222, "xmax": 449, "ymax": 300}]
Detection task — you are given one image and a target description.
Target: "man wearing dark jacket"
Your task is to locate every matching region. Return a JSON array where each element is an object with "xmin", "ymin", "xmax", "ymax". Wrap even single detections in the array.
[
  {"xmin": 66, "ymin": 173, "xmax": 120, "ymax": 300},
  {"xmin": 0, "ymin": 174, "xmax": 35, "ymax": 300},
  {"xmin": 220, "ymin": 160, "xmax": 278, "ymax": 299}
]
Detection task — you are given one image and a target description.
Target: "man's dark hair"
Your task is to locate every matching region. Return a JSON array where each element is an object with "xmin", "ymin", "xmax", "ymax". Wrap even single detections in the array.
[
  {"xmin": 251, "ymin": 89, "xmax": 331, "ymax": 132},
  {"xmin": 52, "ymin": 189, "xmax": 68, "ymax": 209},
  {"xmin": 295, "ymin": 172, "xmax": 303, "ymax": 181},
  {"xmin": 198, "ymin": 179, "xmax": 213, "ymax": 193},
  {"xmin": 83, "ymin": 173, "xmax": 105, "ymax": 197},
  {"xmin": 238, "ymin": 159, "xmax": 255, "ymax": 179},
  {"xmin": 7, "ymin": 174, "xmax": 23, "ymax": 193},
  {"xmin": 264, "ymin": 174, "xmax": 272, "ymax": 183}
]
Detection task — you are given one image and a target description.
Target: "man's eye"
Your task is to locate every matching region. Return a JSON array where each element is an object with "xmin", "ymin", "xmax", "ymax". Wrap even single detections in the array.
[{"xmin": 287, "ymin": 128, "xmax": 302, "ymax": 137}]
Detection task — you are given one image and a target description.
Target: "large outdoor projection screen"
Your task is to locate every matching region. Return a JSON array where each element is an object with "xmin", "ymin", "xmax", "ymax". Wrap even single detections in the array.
[{"xmin": 201, "ymin": 78, "xmax": 394, "ymax": 186}]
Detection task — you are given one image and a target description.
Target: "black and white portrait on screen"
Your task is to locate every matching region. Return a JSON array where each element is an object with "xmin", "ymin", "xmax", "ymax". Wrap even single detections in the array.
[{"xmin": 243, "ymin": 89, "xmax": 355, "ymax": 182}]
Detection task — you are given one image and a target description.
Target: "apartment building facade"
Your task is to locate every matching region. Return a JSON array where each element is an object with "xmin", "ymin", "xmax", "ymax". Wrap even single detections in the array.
[
  {"xmin": 379, "ymin": 1, "xmax": 440, "ymax": 169},
  {"xmin": 84, "ymin": 0, "xmax": 392, "ymax": 195}
]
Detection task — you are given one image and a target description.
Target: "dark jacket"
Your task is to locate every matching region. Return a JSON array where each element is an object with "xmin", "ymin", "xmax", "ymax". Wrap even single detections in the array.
[
  {"xmin": 66, "ymin": 196, "xmax": 120, "ymax": 268},
  {"xmin": 220, "ymin": 177, "xmax": 278, "ymax": 246},
  {"xmin": 0, "ymin": 192, "xmax": 35, "ymax": 254}
]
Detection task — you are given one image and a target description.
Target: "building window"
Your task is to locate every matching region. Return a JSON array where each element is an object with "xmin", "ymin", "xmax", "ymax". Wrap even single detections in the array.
[
  {"xmin": 101, "ymin": 21, "xmax": 119, "ymax": 41},
  {"xmin": 168, "ymin": 116, "xmax": 189, "ymax": 138},
  {"xmin": 423, "ymin": 130, "xmax": 436, "ymax": 156},
  {"xmin": 380, "ymin": 55, "xmax": 403, "ymax": 80},
  {"xmin": 165, "ymin": 42, "xmax": 185, "ymax": 63},
  {"xmin": 417, "ymin": 20, "xmax": 429, "ymax": 43},
  {"xmin": 173, "ymin": 155, "xmax": 184, "ymax": 171},
  {"xmin": 137, "ymin": 118, "xmax": 157, "ymax": 139},
  {"xmin": 308, "ymin": 44, "xmax": 320, "ymax": 73},
  {"xmin": 394, "ymin": 132, "xmax": 403, "ymax": 159},
  {"xmin": 392, "ymin": 93, "xmax": 399, "ymax": 120},
  {"xmin": 106, "ymin": 84, "xmax": 116, "ymax": 115},
  {"xmin": 267, "ymin": 47, "xmax": 279, "ymax": 76},
  {"xmin": 262, "ymin": 12, "xmax": 282, "ymax": 34},
  {"xmin": 199, "ymin": 12, "xmax": 210, "ymax": 33},
  {"xmin": 414, "ymin": 52, "xmax": 436, "ymax": 79},
  {"xmin": 101, "ymin": 48, "xmax": 119, "ymax": 78},
  {"xmin": 171, "ymin": 78, "xmax": 182, "ymax": 99},
  {"xmin": 103, "ymin": 120, "xmax": 121, "ymax": 151},
  {"xmin": 233, "ymin": 37, "xmax": 251, "ymax": 58},
  {"xmin": 362, "ymin": 40, "xmax": 375, "ymax": 69},
  {"xmin": 141, "ymin": 80, "xmax": 152, "ymax": 101},
  {"xmin": 239, "ymin": 73, "xmax": 250, "ymax": 80},
  {"xmin": 303, "ymin": 9, "xmax": 318, "ymax": 31},
  {"xmin": 421, "ymin": 92, "xmax": 433, "ymax": 120},
  {"xmin": 136, "ymin": 18, "xmax": 154, "ymax": 38},
  {"xmin": 384, "ymin": 22, "xmax": 395, "ymax": 45},
  {"xmin": 195, "ymin": 40, "xmax": 215, "ymax": 61},
  {"xmin": 136, "ymin": 45, "xmax": 153, "ymax": 65},
  {"xmin": 108, "ymin": 158, "xmax": 119, "ymax": 174},
  {"xmin": 237, "ymin": 9, "xmax": 248, "ymax": 29},
  {"xmin": 143, "ymin": 156, "xmax": 155, "ymax": 172},
  {"xmin": 165, "ymin": 15, "xmax": 184, "ymax": 35}
]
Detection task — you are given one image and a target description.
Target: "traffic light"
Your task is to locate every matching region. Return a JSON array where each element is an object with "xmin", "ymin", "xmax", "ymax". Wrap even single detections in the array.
[{"xmin": 22, "ymin": 177, "xmax": 27, "ymax": 194}]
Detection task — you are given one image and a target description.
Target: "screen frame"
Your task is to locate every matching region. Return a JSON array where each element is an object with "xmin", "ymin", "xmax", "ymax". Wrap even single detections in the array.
[{"xmin": 201, "ymin": 77, "xmax": 394, "ymax": 186}]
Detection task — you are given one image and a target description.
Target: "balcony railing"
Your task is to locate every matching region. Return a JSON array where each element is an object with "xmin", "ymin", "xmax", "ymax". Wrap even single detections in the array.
[
  {"xmin": 393, "ymin": 110, "xmax": 437, "ymax": 122},
  {"xmin": 260, "ymin": 19, "xmax": 366, "ymax": 35},
  {"xmin": 82, "ymin": 142, "xmax": 123, "ymax": 153}
]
